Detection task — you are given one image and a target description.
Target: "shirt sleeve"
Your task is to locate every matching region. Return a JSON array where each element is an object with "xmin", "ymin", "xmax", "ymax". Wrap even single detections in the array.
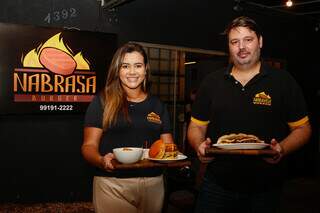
[
  {"xmin": 283, "ymin": 75, "xmax": 309, "ymax": 128},
  {"xmin": 84, "ymin": 95, "xmax": 103, "ymax": 129},
  {"xmin": 191, "ymin": 78, "xmax": 211, "ymax": 125}
]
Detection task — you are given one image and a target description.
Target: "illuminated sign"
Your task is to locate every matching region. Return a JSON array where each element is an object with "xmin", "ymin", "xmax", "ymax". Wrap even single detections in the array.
[
  {"xmin": 14, "ymin": 33, "xmax": 96, "ymax": 103},
  {"xmin": 0, "ymin": 22, "xmax": 117, "ymax": 114}
]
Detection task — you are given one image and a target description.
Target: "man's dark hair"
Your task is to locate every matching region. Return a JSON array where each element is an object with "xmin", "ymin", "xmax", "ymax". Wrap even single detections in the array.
[{"xmin": 224, "ymin": 16, "xmax": 262, "ymax": 39}]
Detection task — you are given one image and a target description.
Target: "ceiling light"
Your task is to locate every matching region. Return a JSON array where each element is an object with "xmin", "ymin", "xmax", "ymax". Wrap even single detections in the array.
[{"xmin": 286, "ymin": 0, "xmax": 293, "ymax": 7}]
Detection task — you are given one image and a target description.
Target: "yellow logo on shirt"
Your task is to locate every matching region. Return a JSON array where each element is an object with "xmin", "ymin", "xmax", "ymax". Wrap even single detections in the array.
[
  {"xmin": 147, "ymin": 112, "xmax": 162, "ymax": 124},
  {"xmin": 253, "ymin": 92, "xmax": 272, "ymax": 106}
]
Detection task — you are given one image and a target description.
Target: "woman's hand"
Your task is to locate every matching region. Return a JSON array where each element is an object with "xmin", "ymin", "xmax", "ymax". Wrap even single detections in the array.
[
  {"xmin": 197, "ymin": 138, "xmax": 214, "ymax": 163},
  {"xmin": 101, "ymin": 153, "xmax": 115, "ymax": 171},
  {"xmin": 264, "ymin": 139, "xmax": 284, "ymax": 164}
]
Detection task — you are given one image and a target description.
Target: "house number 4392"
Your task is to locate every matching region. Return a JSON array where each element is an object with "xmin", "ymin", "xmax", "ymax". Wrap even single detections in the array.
[{"xmin": 44, "ymin": 8, "xmax": 77, "ymax": 24}]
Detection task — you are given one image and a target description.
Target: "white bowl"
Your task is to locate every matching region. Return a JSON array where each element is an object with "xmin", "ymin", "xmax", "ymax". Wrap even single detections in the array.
[{"xmin": 113, "ymin": 147, "xmax": 143, "ymax": 164}]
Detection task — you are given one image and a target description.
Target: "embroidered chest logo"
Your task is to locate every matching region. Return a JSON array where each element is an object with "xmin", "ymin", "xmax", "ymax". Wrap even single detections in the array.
[
  {"xmin": 253, "ymin": 92, "xmax": 272, "ymax": 106},
  {"xmin": 147, "ymin": 112, "xmax": 162, "ymax": 124}
]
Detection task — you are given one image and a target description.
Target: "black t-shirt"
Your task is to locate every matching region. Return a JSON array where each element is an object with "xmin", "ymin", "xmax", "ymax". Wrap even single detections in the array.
[
  {"xmin": 191, "ymin": 62, "xmax": 309, "ymax": 191},
  {"xmin": 84, "ymin": 94, "xmax": 172, "ymax": 178}
]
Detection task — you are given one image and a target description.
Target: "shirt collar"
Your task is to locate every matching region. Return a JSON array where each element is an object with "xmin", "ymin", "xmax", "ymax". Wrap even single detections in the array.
[
  {"xmin": 259, "ymin": 60, "xmax": 269, "ymax": 77},
  {"xmin": 223, "ymin": 63, "xmax": 233, "ymax": 79},
  {"xmin": 223, "ymin": 60, "xmax": 269, "ymax": 79}
]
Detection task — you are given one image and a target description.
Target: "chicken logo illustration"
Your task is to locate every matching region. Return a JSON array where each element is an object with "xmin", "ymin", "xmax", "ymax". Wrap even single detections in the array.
[
  {"xmin": 253, "ymin": 92, "xmax": 272, "ymax": 106},
  {"xmin": 13, "ymin": 33, "xmax": 96, "ymax": 102}
]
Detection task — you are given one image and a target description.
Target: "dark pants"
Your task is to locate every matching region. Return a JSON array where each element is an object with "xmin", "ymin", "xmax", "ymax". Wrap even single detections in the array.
[{"xmin": 194, "ymin": 174, "xmax": 282, "ymax": 213}]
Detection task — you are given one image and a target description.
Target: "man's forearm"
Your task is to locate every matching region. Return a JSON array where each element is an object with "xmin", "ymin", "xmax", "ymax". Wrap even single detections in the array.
[
  {"xmin": 187, "ymin": 122, "xmax": 207, "ymax": 151},
  {"xmin": 280, "ymin": 122, "xmax": 312, "ymax": 155}
]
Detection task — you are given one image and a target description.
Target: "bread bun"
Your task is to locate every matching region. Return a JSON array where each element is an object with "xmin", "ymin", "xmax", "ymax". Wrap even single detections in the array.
[
  {"xmin": 149, "ymin": 139, "xmax": 178, "ymax": 159},
  {"xmin": 217, "ymin": 133, "xmax": 263, "ymax": 144},
  {"xmin": 163, "ymin": 143, "xmax": 178, "ymax": 159},
  {"xmin": 148, "ymin": 139, "xmax": 166, "ymax": 159}
]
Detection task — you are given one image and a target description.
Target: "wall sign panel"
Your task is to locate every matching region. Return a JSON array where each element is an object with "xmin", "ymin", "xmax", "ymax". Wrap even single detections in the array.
[{"xmin": 0, "ymin": 22, "xmax": 117, "ymax": 114}]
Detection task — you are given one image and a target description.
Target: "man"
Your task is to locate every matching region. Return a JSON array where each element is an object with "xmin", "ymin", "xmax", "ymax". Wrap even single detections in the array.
[{"xmin": 188, "ymin": 16, "xmax": 311, "ymax": 213}]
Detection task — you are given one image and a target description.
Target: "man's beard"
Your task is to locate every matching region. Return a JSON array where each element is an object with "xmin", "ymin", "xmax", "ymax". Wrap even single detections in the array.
[{"xmin": 232, "ymin": 48, "xmax": 261, "ymax": 67}]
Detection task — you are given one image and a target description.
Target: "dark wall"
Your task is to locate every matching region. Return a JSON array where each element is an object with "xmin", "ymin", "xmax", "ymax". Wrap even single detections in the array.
[
  {"xmin": 0, "ymin": 0, "xmax": 318, "ymax": 202},
  {"xmin": 0, "ymin": 114, "xmax": 92, "ymax": 202}
]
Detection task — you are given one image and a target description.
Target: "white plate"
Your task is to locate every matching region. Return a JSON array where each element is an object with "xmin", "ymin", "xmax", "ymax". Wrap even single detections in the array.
[
  {"xmin": 213, "ymin": 143, "xmax": 269, "ymax": 150},
  {"xmin": 147, "ymin": 154, "xmax": 187, "ymax": 163}
]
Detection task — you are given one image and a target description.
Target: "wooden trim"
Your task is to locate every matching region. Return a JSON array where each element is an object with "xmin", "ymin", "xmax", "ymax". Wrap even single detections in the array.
[{"xmin": 131, "ymin": 41, "xmax": 227, "ymax": 56}]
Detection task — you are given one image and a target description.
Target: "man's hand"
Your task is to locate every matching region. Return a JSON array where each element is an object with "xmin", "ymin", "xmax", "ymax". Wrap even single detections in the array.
[
  {"xmin": 197, "ymin": 138, "xmax": 214, "ymax": 163},
  {"xmin": 264, "ymin": 139, "xmax": 284, "ymax": 164},
  {"xmin": 187, "ymin": 121, "xmax": 213, "ymax": 163}
]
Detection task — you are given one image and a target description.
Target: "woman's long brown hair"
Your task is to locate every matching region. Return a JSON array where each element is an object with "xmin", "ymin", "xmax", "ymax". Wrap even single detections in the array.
[{"xmin": 101, "ymin": 42, "xmax": 149, "ymax": 130}]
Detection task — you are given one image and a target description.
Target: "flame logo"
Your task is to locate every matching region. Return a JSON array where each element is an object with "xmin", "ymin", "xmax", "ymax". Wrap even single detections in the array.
[
  {"xmin": 254, "ymin": 92, "xmax": 271, "ymax": 99},
  {"xmin": 21, "ymin": 33, "xmax": 90, "ymax": 74},
  {"xmin": 253, "ymin": 92, "xmax": 272, "ymax": 106}
]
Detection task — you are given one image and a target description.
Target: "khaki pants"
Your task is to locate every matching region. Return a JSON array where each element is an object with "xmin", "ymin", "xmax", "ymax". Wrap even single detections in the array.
[{"xmin": 93, "ymin": 175, "xmax": 164, "ymax": 213}]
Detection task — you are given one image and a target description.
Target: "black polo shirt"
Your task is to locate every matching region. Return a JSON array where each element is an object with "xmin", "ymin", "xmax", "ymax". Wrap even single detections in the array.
[
  {"xmin": 84, "ymin": 94, "xmax": 172, "ymax": 178},
  {"xmin": 191, "ymin": 62, "xmax": 309, "ymax": 191}
]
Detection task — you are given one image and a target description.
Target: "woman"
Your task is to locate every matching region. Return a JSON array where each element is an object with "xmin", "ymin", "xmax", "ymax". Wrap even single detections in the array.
[{"xmin": 81, "ymin": 42, "xmax": 174, "ymax": 213}]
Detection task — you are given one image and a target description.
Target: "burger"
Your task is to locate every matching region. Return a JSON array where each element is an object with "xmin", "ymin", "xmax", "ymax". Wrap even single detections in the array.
[
  {"xmin": 217, "ymin": 133, "xmax": 264, "ymax": 144},
  {"xmin": 148, "ymin": 139, "xmax": 178, "ymax": 159}
]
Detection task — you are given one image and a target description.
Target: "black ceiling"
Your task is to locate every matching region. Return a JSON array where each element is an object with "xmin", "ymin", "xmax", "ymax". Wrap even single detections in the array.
[{"xmin": 234, "ymin": 0, "xmax": 320, "ymax": 22}]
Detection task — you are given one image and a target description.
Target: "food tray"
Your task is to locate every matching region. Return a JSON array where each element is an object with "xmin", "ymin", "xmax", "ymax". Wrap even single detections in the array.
[
  {"xmin": 111, "ymin": 159, "xmax": 191, "ymax": 170},
  {"xmin": 205, "ymin": 147, "xmax": 278, "ymax": 156}
]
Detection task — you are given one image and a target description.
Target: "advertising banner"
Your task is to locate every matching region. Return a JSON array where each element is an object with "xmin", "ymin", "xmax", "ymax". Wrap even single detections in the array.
[{"xmin": 0, "ymin": 23, "xmax": 117, "ymax": 114}]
